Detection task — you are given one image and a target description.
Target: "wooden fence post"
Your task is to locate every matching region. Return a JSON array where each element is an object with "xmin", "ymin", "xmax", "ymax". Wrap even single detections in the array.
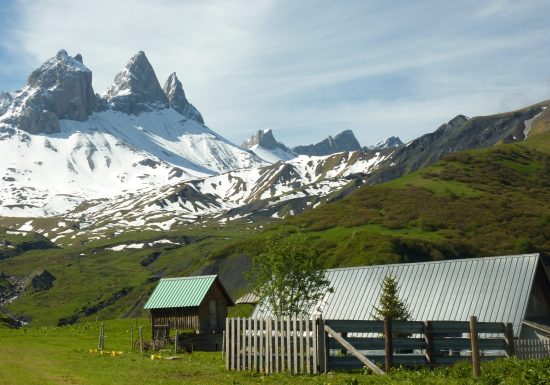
[
  {"xmin": 236, "ymin": 318, "xmax": 241, "ymax": 371},
  {"xmin": 98, "ymin": 322, "xmax": 105, "ymax": 350},
  {"xmin": 130, "ymin": 324, "xmax": 134, "ymax": 351},
  {"xmin": 424, "ymin": 321, "xmax": 435, "ymax": 368},
  {"xmin": 259, "ymin": 318, "xmax": 264, "ymax": 373},
  {"xmin": 174, "ymin": 328, "xmax": 178, "ymax": 353},
  {"xmin": 504, "ymin": 322, "xmax": 515, "ymax": 358},
  {"xmin": 247, "ymin": 318, "xmax": 252, "ymax": 371},
  {"xmin": 231, "ymin": 318, "xmax": 236, "ymax": 370},
  {"xmin": 279, "ymin": 317, "xmax": 285, "ymax": 373},
  {"xmin": 384, "ymin": 317, "xmax": 393, "ymax": 372},
  {"xmin": 470, "ymin": 316, "xmax": 481, "ymax": 379},
  {"xmin": 312, "ymin": 317, "xmax": 318, "ymax": 374},
  {"xmin": 306, "ymin": 317, "xmax": 311, "ymax": 374},
  {"xmin": 317, "ymin": 317, "xmax": 327, "ymax": 373},
  {"xmin": 274, "ymin": 317, "xmax": 280, "ymax": 373},
  {"xmin": 253, "ymin": 318, "xmax": 258, "ymax": 371},
  {"xmin": 285, "ymin": 316, "xmax": 292, "ymax": 373},
  {"xmin": 299, "ymin": 316, "xmax": 304, "ymax": 373},
  {"xmin": 224, "ymin": 319, "xmax": 229, "ymax": 368},
  {"xmin": 139, "ymin": 326, "xmax": 143, "ymax": 354}
]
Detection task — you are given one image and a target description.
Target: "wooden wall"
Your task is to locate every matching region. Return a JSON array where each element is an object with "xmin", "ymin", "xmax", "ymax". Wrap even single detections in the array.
[
  {"xmin": 151, "ymin": 307, "xmax": 200, "ymax": 333},
  {"xmin": 198, "ymin": 280, "xmax": 230, "ymax": 332}
]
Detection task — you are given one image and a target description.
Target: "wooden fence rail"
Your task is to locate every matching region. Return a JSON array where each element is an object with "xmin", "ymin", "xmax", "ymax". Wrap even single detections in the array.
[
  {"xmin": 226, "ymin": 317, "xmax": 524, "ymax": 375},
  {"xmin": 515, "ymin": 339, "xmax": 550, "ymax": 359}
]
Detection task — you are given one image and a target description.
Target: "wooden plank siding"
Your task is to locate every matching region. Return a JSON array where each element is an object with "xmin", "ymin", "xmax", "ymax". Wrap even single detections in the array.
[{"xmin": 151, "ymin": 280, "xmax": 230, "ymax": 336}]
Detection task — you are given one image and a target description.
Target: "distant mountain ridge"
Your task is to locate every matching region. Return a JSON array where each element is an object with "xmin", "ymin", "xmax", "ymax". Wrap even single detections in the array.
[
  {"xmin": 242, "ymin": 128, "xmax": 393, "ymax": 163},
  {"xmin": 293, "ymin": 129, "xmax": 362, "ymax": 156},
  {"xmin": 367, "ymin": 104, "xmax": 550, "ymax": 184},
  {"xmin": 364, "ymin": 136, "xmax": 403, "ymax": 151}
]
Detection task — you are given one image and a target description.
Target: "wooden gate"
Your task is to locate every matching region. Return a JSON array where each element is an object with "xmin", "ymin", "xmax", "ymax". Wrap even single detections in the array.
[{"xmin": 225, "ymin": 316, "xmax": 318, "ymax": 374}]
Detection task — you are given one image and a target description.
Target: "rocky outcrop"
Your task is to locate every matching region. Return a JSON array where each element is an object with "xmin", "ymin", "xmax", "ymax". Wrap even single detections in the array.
[
  {"xmin": 23, "ymin": 270, "xmax": 56, "ymax": 292},
  {"xmin": 0, "ymin": 92, "xmax": 12, "ymax": 116},
  {"xmin": 104, "ymin": 51, "xmax": 168, "ymax": 114},
  {"xmin": 163, "ymin": 72, "xmax": 204, "ymax": 124},
  {"xmin": 0, "ymin": 50, "xmax": 97, "ymax": 134},
  {"xmin": 242, "ymin": 129, "xmax": 292, "ymax": 151},
  {"xmin": 293, "ymin": 129, "xmax": 362, "ymax": 156}
]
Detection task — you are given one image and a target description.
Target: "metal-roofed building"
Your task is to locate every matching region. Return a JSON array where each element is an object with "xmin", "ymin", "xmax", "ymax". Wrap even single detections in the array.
[
  {"xmin": 144, "ymin": 275, "xmax": 234, "ymax": 335},
  {"xmin": 253, "ymin": 254, "xmax": 550, "ymax": 338}
]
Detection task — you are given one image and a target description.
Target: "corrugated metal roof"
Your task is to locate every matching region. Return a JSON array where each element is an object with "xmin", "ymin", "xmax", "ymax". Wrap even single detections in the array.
[
  {"xmin": 144, "ymin": 275, "xmax": 217, "ymax": 309},
  {"xmin": 236, "ymin": 293, "xmax": 259, "ymax": 305},
  {"xmin": 254, "ymin": 254, "xmax": 541, "ymax": 335}
]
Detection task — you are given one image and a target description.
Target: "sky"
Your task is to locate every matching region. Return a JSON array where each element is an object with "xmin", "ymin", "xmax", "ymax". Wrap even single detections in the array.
[{"xmin": 1, "ymin": 0, "xmax": 550, "ymax": 147}]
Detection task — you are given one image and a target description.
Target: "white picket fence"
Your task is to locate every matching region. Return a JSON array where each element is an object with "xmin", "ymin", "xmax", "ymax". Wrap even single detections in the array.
[
  {"xmin": 515, "ymin": 339, "xmax": 550, "ymax": 359},
  {"xmin": 225, "ymin": 317, "xmax": 319, "ymax": 374}
]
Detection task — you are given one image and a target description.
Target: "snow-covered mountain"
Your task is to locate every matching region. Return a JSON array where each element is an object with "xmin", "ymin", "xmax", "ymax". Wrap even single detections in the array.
[
  {"xmin": 44, "ymin": 149, "xmax": 389, "ymax": 241},
  {"xmin": 241, "ymin": 129, "xmax": 296, "ymax": 163},
  {"xmin": 3, "ymin": 49, "xmax": 546, "ymax": 235},
  {"xmin": 0, "ymin": 50, "xmax": 262, "ymax": 216}
]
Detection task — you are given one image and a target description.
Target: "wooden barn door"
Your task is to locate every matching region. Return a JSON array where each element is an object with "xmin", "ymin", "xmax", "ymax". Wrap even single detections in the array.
[{"xmin": 209, "ymin": 300, "xmax": 218, "ymax": 330}]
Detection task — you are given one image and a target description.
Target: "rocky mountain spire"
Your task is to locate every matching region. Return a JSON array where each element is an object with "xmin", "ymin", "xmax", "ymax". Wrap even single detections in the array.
[
  {"xmin": 242, "ymin": 128, "xmax": 289, "ymax": 151},
  {"xmin": 0, "ymin": 49, "xmax": 97, "ymax": 134},
  {"xmin": 104, "ymin": 51, "xmax": 168, "ymax": 114},
  {"xmin": 163, "ymin": 72, "xmax": 204, "ymax": 124}
]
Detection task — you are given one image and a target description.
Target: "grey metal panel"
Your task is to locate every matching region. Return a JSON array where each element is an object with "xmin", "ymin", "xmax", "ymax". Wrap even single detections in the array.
[{"xmin": 252, "ymin": 254, "xmax": 540, "ymax": 336}]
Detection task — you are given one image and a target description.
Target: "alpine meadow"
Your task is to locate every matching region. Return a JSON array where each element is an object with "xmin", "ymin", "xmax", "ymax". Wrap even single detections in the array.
[{"xmin": 1, "ymin": 1, "xmax": 550, "ymax": 384}]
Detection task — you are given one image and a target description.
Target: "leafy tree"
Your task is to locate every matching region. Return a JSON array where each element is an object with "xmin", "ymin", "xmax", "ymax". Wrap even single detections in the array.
[
  {"xmin": 371, "ymin": 274, "xmax": 411, "ymax": 321},
  {"xmin": 248, "ymin": 232, "xmax": 331, "ymax": 317}
]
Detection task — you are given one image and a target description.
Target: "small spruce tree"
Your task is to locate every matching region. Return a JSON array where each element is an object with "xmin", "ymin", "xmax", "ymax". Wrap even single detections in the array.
[{"xmin": 371, "ymin": 274, "xmax": 411, "ymax": 321}]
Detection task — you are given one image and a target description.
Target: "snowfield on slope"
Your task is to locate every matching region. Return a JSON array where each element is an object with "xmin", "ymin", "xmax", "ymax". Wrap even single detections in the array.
[{"xmin": 0, "ymin": 108, "xmax": 263, "ymax": 217}]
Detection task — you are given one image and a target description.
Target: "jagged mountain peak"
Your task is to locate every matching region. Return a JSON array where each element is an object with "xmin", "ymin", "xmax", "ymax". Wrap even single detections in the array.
[
  {"xmin": 0, "ymin": 49, "xmax": 96, "ymax": 134},
  {"xmin": 241, "ymin": 129, "xmax": 296, "ymax": 163},
  {"xmin": 104, "ymin": 50, "xmax": 168, "ymax": 114},
  {"xmin": 27, "ymin": 49, "xmax": 91, "ymax": 88},
  {"xmin": 163, "ymin": 72, "xmax": 204, "ymax": 124},
  {"xmin": 243, "ymin": 128, "xmax": 279, "ymax": 150},
  {"xmin": 448, "ymin": 114, "xmax": 469, "ymax": 127},
  {"xmin": 293, "ymin": 129, "xmax": 362, "ymax": 156},
  {"xmin": 365, "ymin": 136, "xmax": 403, "ymax": 151}
]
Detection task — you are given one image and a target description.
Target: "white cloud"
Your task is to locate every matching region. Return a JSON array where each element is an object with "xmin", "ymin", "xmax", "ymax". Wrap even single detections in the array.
[{"xmin": 6, "ymin": 0, "xmax": 550, "ymax": 147}]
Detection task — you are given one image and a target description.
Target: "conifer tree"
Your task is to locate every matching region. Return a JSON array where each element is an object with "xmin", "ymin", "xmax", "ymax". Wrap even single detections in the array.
[{"xmin": 371, "ymin": 274, "xmax": 411, "ymax": 321}]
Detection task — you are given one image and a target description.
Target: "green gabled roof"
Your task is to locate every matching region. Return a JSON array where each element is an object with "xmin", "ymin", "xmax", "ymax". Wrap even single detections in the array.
[{"xmin": 144, "ymin": 275, "xmax": 219, "ymax": 309}]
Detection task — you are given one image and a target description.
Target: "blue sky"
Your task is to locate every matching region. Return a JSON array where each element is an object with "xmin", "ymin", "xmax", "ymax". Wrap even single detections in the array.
[{"xmin": 1, "ymin": 0, "xmax": 549, "ymax": 147}]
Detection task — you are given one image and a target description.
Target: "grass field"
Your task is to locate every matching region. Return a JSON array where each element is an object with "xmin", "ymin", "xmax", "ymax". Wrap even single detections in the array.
[{"xmin": 1, "ymin": 320, "xmax": 549, "ymax": 385}]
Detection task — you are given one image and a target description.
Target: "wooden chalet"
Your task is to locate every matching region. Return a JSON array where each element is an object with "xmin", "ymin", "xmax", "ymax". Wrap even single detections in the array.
[{"xmin": 144, "ymin": 275, "xmax": 234, "ymax": 336}]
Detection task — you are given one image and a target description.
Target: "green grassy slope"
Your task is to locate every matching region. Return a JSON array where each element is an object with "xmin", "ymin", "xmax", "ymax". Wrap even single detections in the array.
[
  {"xmin": 0, "ymin": 222, "xmax": 273, "ymax": 325},
  {"xmin": 1, "ymin": 134, "xmax": 549, "ymax": 326}
]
